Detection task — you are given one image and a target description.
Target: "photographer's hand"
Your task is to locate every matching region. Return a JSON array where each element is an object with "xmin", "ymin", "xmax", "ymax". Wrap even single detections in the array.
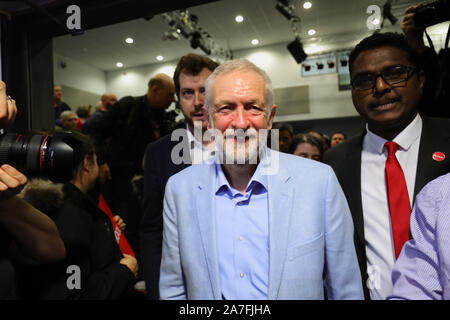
[
  {"xmin": 401, "ymin": 3, "xmax": 426, "ymax": 53},
  {"xmin": 0, "ymin": 81, "xmax": 17, "ymax": 129},
  {"xmin": 0, "ymin": 165, "xmax": 66, "ymax": 264},
  {"xmin": 0, "ymin": 164, "xmax": 27, "ymax": 199}
]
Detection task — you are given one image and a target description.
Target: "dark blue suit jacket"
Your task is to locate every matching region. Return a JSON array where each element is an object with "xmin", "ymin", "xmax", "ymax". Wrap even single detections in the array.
[
  {"xmin": 140, "ymin": 130, "xmax": 190, "ymax": 299},
  {"xmin": 324, "ymin": 115, "xmax": 450, "ymax": 299}
]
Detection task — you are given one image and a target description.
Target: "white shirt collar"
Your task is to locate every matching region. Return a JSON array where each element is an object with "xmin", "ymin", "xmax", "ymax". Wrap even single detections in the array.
[
  {"xmin": 365, "ymin": 113, "xmax": 422, "ymax": 155},
  {"xmin": 186, "ymin": 124, "xmax": 204, "ymax": 150}
]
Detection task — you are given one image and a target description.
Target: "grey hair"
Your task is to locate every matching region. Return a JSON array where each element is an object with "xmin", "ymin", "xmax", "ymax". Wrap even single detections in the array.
[
  {"xmin": 59, "ymin": 110, "xmax": 77, "ymax": 120},
  {"xmin": 205, "ymin": 59, "xmax": 273, "ymax": 116}
]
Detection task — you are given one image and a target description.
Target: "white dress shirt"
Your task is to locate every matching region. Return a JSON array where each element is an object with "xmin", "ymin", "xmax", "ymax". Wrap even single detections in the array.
[
  {"xmin": 186, "ymin": 124, "xmax": 216, "ymax": 164},
  {"xmin": 361, "ymin": 114, "xmax": 422, "ymax": 300}
]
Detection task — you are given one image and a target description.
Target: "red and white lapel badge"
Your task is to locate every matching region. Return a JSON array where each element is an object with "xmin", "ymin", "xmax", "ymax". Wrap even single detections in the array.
[{"xmin": 432, "ymin": 152, "xmax": 445, "ymax": 162}]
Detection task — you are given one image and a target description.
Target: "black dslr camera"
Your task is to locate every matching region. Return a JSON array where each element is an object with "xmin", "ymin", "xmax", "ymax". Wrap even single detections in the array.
[
  {"xmin": 0, "ymin": 132, "xmax": 84, "ymax": 182},
  {"xmin": 414, "ymin": 0, "xmax": 450, "ymax": 29}
]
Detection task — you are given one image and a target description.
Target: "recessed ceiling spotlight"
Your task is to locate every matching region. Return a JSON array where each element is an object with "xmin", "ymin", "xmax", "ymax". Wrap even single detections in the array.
[
  {"xmin": 116, "ymin": 62, "xmax": 123, "ymax": 68},
  {"xmin": 156, "ymin": 55, "xmax": 164, "ymax": 61},
  {"xmin": 235, "ymin": 15, "xmax": 244, "ymax": 23},
  {"xmin": 125, "ymin": 37, "xmax": 134, "ymax": 44},
  {"xmin": 308, "ymin": 29, "xmax": 316, "ymax": 36},
  {"xmin": 251, "ymin": 39, "xmax": 259, "ymax": 45},
  {"xmin": 303, "ymin": 2, "xmax": 312, "ymax": 9}
]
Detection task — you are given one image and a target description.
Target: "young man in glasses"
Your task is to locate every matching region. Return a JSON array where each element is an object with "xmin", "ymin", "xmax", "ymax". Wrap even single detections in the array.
[{"xmin": 324, "ymin": 32, "xmax": 450, "ymax": 300}]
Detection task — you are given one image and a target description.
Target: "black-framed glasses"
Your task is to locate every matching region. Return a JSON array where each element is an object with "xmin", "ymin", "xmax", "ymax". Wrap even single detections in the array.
[{"xmin": 351, "ymin": 65, "xmax": 419, "ymax": 91}]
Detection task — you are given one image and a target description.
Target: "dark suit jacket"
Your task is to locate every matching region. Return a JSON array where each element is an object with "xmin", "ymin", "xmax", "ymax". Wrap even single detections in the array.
[
  {"xmin": 140, "ymin": 130, "xmax": 190, "ymax": 299},
  {"xmin": 323, "ymin": 115, "xmax": 450, "ymax": 299}
]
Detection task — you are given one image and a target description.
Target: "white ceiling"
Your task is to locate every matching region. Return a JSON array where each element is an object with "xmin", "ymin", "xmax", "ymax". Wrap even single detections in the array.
[{"xmin": 52, "ymin": 0, "xmax": 439, "ymax": 72}]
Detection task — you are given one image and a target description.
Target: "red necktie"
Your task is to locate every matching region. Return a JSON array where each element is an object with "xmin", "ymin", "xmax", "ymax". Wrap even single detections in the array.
[{"xmin": 384, "ymin": 141, "xmax": 411, "ymax": 259}]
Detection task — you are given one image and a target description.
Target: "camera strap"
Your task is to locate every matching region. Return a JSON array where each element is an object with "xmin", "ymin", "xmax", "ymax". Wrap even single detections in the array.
[
  {"xmin": 424, "ymin": 30, "xmax": 436, "ymax": 52},
  {"xmin": 424, "ymin": 24, "xmax": 450, "ymax": 53},
  {"xmin": 446, "ymin": 24, "xmax": 450, "ymax": 49}
]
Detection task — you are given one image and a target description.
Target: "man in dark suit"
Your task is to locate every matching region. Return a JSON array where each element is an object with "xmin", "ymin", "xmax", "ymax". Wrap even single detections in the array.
[
  {"xmin": 324, "ymin": 32, "xmax": 450, "ymax": 300},
  {"xmin": 140, "ymin": 54, "xmax": 219, "ymax": 299}
]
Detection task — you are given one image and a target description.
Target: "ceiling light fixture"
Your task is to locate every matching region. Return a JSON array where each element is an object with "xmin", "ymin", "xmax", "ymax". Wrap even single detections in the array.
[
  {"xmin": 160, "ymin": 10, "xmax": 233, "ymax": 60},
  {"xmin": 251, "ymin": 39, "xmax": 259, "ymax": 45},
  {"xmin": 157, "ymin": 55, "xmax": 164, "ymax": 61},
  {"xmin": 308, "ymin": 29, "xmax": 316, "ymax": 35},
  {"xmin": 235, "ymin": 15, "xmax": 244, "ymax": 23},
  {"xmin": 125, "ymin": 37, "xmax": 134, "ymax": 44},
  {"xmin": 303, "ymin": 2, "xmax": 312, "ymax": 9},
  {"xmin": 276, "ymin": 0, "xmax": 307, "ymax": 64},
  {"xmin": 116, "ymin": 62, "xmax": 123, "ymax": 68}
]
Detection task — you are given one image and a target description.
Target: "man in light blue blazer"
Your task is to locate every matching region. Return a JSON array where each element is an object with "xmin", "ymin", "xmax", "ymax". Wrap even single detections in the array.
[{"xmin": 159, "ymin": 59, "xmax": 364, "ymax": 300}]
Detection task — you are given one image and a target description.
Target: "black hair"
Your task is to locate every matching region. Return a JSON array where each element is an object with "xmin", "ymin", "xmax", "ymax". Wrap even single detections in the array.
[
  {"xmin": 332, "ymin": 131, "xmax": 347, "ymax": 139},
  {"xmin": 173, "ymin": 53, "xmax": 219, "ymax": 97},
  {"xmin": 349, "ymin": 32, "xmax": 423, "ymax": 75},
  {"xmin": 70, "ymin": 132, "xmax": 96, "ymax": 178}
]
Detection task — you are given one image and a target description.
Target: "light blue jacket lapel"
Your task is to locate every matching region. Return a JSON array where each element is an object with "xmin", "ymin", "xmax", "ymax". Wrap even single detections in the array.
[
  {"xmin": 194, "ymin": 164, "xmax": 222, "ymax": 299},
  {"xmin": 267, "ymin": 157, "xmax": 294, "ymax": 299}
]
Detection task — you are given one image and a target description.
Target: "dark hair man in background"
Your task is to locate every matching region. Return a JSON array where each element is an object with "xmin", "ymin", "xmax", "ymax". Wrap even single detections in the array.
[
  {"xmin": 275, "ymin": 123, "xmax": 294, "ymax": 153},
  {"xmin": 140, "ymin": 54, "xmax": 218, "ymax": 299},
  {"xmin": 330, "ymin": 132, "xmax": 346, "ymax": 148},
  {"xmin": 324, "ymin": 32, "xmax": 450, "ymax": 300}
]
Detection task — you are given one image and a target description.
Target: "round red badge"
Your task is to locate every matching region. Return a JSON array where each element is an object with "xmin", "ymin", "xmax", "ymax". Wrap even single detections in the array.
[{"xmin": 432, "ymin": 152, "xmax": 445, "ymax": 162}]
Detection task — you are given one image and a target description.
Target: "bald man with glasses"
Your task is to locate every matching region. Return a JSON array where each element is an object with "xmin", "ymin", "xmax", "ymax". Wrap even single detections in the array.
[{"xmin": 324, "ymin": 32, "xmax": 450, "ymax": 300}]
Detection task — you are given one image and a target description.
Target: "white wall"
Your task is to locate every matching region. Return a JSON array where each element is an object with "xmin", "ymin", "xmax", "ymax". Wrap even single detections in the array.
[
  {"xmin": 53, "ymin": 53, "xmax": 106, "ymax": 95},
  {"xmin": 234, "ymin": 43, "xmax": 358, "ymax": 122},
  {"xmin": 105, "ymin": 42, "xmax": 359, "ymax": 121},
  {"xmin": 106, "ymin": 63, "xmax": 177, "ymax": 99}
]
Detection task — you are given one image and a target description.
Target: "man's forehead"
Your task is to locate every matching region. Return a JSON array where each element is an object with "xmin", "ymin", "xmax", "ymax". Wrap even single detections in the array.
[
  {"xmin": 352, "ymin": 45, "xmax": 411, "ymax": 73},
  {"xmin": 213, "ymin": 69, "xmax": 265, "ymax": 90},
  {"xmin": 179, "ymin": 68, "xmax": 211, "ymax": 84}
]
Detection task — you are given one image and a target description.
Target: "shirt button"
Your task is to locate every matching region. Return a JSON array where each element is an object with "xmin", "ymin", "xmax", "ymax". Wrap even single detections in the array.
[{"xmin": 240, "ymin": 273, "xmax": 244, "ymax": 278}]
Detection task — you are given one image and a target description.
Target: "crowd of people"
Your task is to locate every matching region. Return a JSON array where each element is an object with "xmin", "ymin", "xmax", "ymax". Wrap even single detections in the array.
[{"xmin": 1, "ymin": 3, "xmax": 450, "ymax": 300}]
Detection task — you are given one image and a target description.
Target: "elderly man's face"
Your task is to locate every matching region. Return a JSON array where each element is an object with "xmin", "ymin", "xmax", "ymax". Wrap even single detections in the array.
[
  {"xmin": 351, "ymin": 46, "xmax": 424, "ymax": 135},
  {"xmin": 209, "ymin": 69, "xmax": 276, "ymax": 163},
  {"xmin": 62, "ymin": 114, "xmax": 78, "ymax": 130}
]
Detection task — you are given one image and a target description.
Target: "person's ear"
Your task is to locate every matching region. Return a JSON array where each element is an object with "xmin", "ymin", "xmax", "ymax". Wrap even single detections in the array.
[
  {"xmin": 267, "ymin": 105, "xmax": 277, "ymax": 130},
  {"xmin": 82, "ymin": 156, "xmax": 91, "ymax": 172},
  {"xmin": 418, "ymin": 70, "xmax": 425, "ymax": 89},
  {"xmin": 150, "ymin": 85, "xmax": 160, "ymax": 95}
]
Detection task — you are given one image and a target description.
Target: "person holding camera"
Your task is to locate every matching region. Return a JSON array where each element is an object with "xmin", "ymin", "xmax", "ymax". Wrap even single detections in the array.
[
  {"xmin": 0, "ymin": 81, "xmax": 66, "ymax": 299},
  {"xmin": 18, "ymin": 132, "xmax": 139, "ymax": 299},
  {"xmin": 401, "ymin": 2, "xmax": 450, "ymax": 118}
]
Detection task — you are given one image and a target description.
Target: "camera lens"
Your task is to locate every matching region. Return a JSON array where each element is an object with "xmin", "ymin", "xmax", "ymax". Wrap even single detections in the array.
[{"xmin": 0, "ymin": 132, "xmax": 78, "ymax": 182}]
